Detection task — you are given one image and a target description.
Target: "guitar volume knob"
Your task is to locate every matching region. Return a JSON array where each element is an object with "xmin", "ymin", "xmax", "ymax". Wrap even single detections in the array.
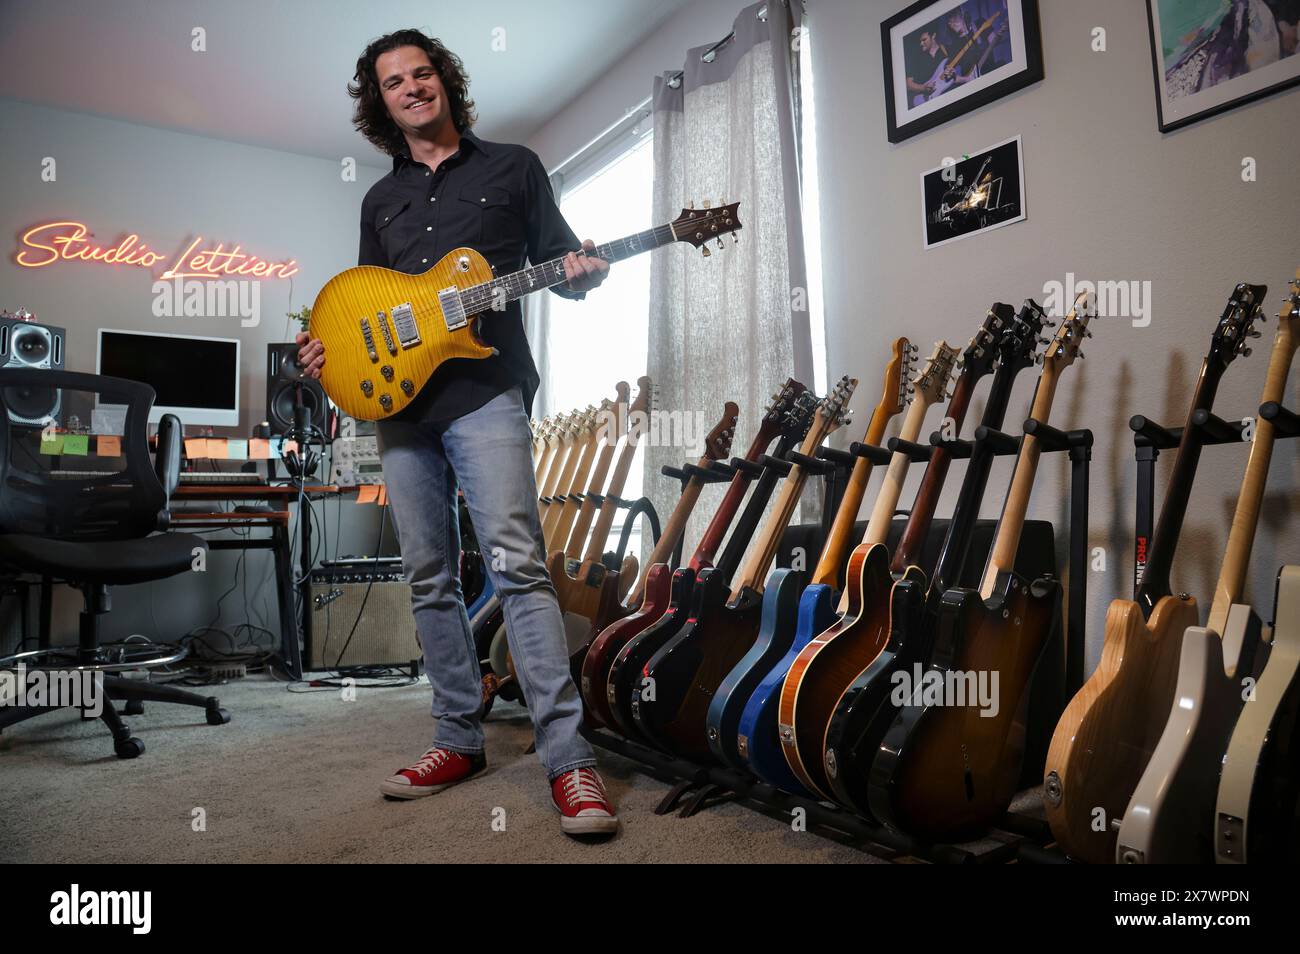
[
  {"xmin": 379, "ymin": 394, "xmax": 393, "ymax": 412},
  {"xmin": 381, "ymin": 364, "xmax": 395, "ymax": 382},
  {"xmin": 400, "ymin": 379, "xmax": 415, "ymax": 396},
  {"xmin": 360, "ymin": 380, "xmax": 374, "ymax": 397}
]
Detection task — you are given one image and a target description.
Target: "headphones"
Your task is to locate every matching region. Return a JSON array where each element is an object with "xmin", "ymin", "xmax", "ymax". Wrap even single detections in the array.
[{"xmin": 279, "ymin": 348, "xmax": 325, "ymax": 482}]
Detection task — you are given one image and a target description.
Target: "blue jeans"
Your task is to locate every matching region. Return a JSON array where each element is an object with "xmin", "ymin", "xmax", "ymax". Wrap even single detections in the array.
[{"xmin": 376, "ymin": 386, "xmax": 596, "ymax": 780}]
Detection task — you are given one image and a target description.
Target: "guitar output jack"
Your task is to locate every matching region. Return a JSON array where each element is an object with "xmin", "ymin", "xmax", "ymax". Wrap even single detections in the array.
[{"xmin": 1044, "ymin": 771, "xmax": 1062, "ymax": 806}]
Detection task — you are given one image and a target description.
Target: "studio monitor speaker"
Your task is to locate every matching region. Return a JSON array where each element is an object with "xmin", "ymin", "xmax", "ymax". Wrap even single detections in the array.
[
  {"xmin": 0, "ymin": 318, "xmax": 65, "ymax": 427},
  {"xmin": 266, "ymin": 342, "xmax": 330, "ymax": 437}
]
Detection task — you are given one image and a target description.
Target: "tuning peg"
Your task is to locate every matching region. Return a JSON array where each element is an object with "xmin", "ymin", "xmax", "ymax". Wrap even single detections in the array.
[
  {"xmin": 716, "ymin": 237, "xmax": 724, "ymax": 248},
  {"xmin": 701, "ymin": 246, "xmax": 711, "ymax": 257},
  {"xmin": 702, "ymin": 200, "xmax": 712, "ymax": 209},
  {"xmin": 1043, "ymin": 319, "xmax": 1058, "ymax": 327},
  {"xmin": 731, "ymin": 232, "xmax": 739, "ymax": 243},
  {"xmin": 1242, "ymin": 346, "xmax": 1253, "ymax": 357},
  {"xmin": 1077, "ymin": 351, "xmax": 1086, "ymax": 360},
  {"xmin": 1249, "ymin": 328, "xmax": 1262, "ymax": 337}
]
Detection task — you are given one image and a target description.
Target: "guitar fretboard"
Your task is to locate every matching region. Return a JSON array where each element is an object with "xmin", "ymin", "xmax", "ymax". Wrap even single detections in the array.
[{"xmin": 457, "ymin": 224, "xmax": 678, "ymax": 314}]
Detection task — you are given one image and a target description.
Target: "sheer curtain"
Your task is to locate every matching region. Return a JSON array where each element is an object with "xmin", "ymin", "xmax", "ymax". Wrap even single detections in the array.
[{"xmin": 644, "ymin": 0, "xmax": 815, "ymax": 566}]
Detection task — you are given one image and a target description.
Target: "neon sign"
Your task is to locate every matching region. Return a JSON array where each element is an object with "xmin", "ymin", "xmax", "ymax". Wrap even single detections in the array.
[{"xmin": 15, "ymin": 220, "xmax": 300, "ymax": 279}]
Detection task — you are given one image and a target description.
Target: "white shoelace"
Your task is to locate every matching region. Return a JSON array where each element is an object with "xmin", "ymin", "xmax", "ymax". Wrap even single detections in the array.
[
  {"xmin": 560, "ymin": 769, "xmax": 607, "ymax": 807},
  {"xmin": 408, "ymin": 748, "xmax": 453, "ymax": 778}
]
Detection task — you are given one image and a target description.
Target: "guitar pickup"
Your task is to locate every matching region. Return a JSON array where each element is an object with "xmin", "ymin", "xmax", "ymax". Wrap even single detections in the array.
[
  {"xmin": 438, "ymin": 287, "xmax": 469, "ymax": 332},
  {"xmin": 390, "ymin": 302, "xmax": 421, "ymax": 348},
  {"xmin": 359, "ymin": 317, "xmax": 379, "ymax": 363}
]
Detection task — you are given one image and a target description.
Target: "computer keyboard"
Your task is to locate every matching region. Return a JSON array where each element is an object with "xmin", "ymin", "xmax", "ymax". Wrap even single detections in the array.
[{"xmin": 178, "ymin": 472, "xmax": 268, "ymax": 485}]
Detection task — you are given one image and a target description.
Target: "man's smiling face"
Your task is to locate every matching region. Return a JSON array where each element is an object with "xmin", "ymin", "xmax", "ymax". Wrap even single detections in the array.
[{"xmin": 377, "ymin": 45, "xmax": 452, "ymax": 138}]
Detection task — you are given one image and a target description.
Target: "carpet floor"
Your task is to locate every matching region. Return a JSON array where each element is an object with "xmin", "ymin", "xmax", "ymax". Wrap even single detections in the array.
[{"xmin": 0, "ymin": 673, "xmax": 885, "ymax": 863}]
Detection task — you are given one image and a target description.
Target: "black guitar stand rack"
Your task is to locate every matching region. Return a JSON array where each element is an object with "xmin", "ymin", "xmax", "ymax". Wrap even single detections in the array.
[{"xmin": 584, "ymin": 417, "xmax": 1094, "ymax": 863}]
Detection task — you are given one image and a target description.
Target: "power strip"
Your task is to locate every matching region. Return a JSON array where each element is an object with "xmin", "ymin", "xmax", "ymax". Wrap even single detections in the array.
[{"xmin": 207, "ymin": 661, "xmax": 247, "ymax": 681}]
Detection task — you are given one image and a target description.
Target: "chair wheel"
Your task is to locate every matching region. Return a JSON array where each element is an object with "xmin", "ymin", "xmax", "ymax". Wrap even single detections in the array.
[
  {"xmin": 205, "ymin": 706, "xmax": 230, "ymax": 726},
  {"xmin": 115, "ymin": 737, "xmax": 145, "ymax": 759},
  {"xmin": 124, "ymin": 699, "xmax": 144, "ymax": 715}
]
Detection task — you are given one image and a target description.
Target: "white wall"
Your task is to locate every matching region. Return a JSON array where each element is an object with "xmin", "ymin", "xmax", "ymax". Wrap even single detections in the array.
[
  {"xmin": 808, "ymin": 0, "xmax": 1300, "ymax": 670},
  {"xmin": 0, "ymin": 97, "xmax": 391, "ymax": 646}
]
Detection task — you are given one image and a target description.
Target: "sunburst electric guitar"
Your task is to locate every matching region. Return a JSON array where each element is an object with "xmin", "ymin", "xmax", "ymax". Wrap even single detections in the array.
[{"xmin": 308, "ymin": 203, "xmax": 742, "ymax": 421}]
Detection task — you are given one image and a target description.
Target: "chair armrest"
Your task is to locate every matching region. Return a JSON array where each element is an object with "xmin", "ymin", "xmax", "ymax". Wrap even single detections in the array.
[{"xmin": 155, "ymin": 413, "xmax": 183, "ymax": 500}]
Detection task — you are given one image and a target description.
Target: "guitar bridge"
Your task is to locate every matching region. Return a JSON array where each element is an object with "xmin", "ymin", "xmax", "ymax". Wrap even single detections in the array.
[
  {"xmin": 376, "ymin": 311, "xmax": 398, "ymax": 355},
  {"xmin": 390, "ymin": 302, "xmax": 421, "ymax": 348},
  {"xmin": 438, "ymin": 287, "xmax": 469, "ymax": 332}
]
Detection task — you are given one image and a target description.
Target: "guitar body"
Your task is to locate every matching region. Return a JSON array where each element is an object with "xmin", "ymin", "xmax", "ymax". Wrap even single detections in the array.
[
  {"xmin": 779, "ymin": 541, "xmax": 894, "ymax": 799},
  {"xmin": 633, "ymin": 568, "xmax": 762, "ymax": 760},
  {"xmin": 1118, "ymin": 606, "xmax": 1262, "ymax": 864},
  {"xmin": 870, "ymin": 572, "xmax": 1060, "ymax": 841},
  {"xmin": 310, "ymin": 250, "xmax": 496, "ymax": 421},
  {"xmin": 581, "ymin": 563, "xmax": 673, "ymax": 727},
  {"xmin": 1217, "ymin": 567, "xmax": 1300, "ymax": 863},
  {"xmin": 825, "ymin": 570, "xmax": 930, "ymax": 818},
  {"xmin": 706, "ymin": 568, "xmax": 805, "ymax": 770},
  {"xmin": 1043, "ymin": 594, "xmax": 1197, "ymax": 864},
  {"xmin": 606, "ymin": 567, "xmax": 698, "ymax": 739},
  {"xmin": 737, "ymin": 583, "xmax": 837, "ymax": 794}
]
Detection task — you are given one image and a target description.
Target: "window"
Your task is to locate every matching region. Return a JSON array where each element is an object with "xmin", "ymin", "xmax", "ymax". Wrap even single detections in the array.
[{"xmin": 545, "ymin": 130, "xmax": 654, "ymax": 559}]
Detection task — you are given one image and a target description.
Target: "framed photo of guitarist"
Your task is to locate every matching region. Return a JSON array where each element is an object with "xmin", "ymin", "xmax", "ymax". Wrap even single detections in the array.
[{"xmin": 881, "ymin": 0, "xmax": 1043, "ymax": 143}]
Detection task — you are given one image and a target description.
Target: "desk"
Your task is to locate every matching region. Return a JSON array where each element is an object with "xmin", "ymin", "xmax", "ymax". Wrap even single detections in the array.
[{"xmin": 174, "ymin": 484, "xmax": 341, "ymax": 679}]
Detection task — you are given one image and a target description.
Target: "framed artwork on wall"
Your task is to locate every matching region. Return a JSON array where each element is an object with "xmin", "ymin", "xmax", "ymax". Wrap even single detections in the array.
[
  {"xmin": 1146, "ymin": 0, "xmax": 1300, "ymax": 133},
  {"xmin": 919, "ymin": 135, "xmax": 1025, "ymax": 249},
  {"xmin": 881, "ymin": 0, "xmax": 1043, "ymax": 143}
]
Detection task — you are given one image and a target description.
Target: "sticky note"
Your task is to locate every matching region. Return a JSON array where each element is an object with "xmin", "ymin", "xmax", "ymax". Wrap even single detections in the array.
[
  {"xmin": 40, "ymin": 433, "xmax": 65, "ymax": 454},
  {"xmin": 96, "ymin": 435, "xmax": 122, "ymax": 457},
  {"xmin": 356, "ymin": 485, "xmax": 379, "ymax": 504},
  {"xmin": 282, "ymin": 439, "xmax": 299, "ymax": 456},
  {"xmin": 184, "ymin": 438, "xmax": 208, "ymax": 458},
  {"xmin": 377, "ymin": 485, "xmax": 389, "ymax": 506},
  {"xmin": 249, "ymin": 438, "xmax": 271, "ymax": 459},
  {"xmin": 62, "ymin": 434, "xmax": 89, "ymax": 456},
  {"xmin": 226, "ymin": 439, "xmax": 248, "ymax": 460},
  {"xmin": 207, "ymin": 439, "xmax": 229, "ymax": 460}
]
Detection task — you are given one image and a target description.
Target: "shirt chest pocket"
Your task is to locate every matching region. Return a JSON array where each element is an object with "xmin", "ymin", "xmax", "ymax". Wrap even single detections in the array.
[
  {"xmin": 373, "ymin": 198, "xmax": 411, "ymax": 261},
  {"xmin": 456, "ymin": 185, "xmax": 516, "ymax": 244}
]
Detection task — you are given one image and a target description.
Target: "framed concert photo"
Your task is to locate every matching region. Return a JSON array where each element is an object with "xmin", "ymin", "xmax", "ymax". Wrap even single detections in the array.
[
  {"xmin": 920, "ymin": 135, "xmax": 1026, "ymax": 249},
  {"xmin": 881, "ymin": 0, "xmax": 1043, "ymax": 143},
  {"xmin": 1146, "ymin": 0, "xmax": 1300, "ymax": 133}
]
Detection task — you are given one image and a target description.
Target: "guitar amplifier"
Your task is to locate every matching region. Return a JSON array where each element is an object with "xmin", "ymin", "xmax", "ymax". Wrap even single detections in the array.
[{"xmin": 308, "ymin": 561, "xmax": 420, "ymax": 670}]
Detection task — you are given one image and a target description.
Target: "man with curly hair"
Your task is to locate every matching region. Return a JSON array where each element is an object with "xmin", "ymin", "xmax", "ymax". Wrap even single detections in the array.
[{"xmin": 296, "ymin": 29, "xmax": 618, "ymax": 837}]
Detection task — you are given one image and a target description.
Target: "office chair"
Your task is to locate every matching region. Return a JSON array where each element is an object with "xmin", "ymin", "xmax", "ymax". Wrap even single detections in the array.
[{"xmin": 0, "ymin": 369, "xmax": 229, "ymax": 758}]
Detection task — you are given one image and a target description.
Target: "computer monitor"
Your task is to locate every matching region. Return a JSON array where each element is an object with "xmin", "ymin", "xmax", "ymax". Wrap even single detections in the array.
[{"xmin": 96, "ymin": 329, "xmax": 241, "ymax": 428}]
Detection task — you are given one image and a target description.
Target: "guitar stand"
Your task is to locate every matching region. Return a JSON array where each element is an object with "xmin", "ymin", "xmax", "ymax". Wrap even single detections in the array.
[
  {"xmin": 1130, "ymin": 402, "xmax": 1300, "ymax": 595},
  {"xmin": 584, "ymin": 418, "xmax": 1093, "ymax": 864},
  {"xmin": 660, "ymin": 459, "xmax": 737, "ymax": 569}
]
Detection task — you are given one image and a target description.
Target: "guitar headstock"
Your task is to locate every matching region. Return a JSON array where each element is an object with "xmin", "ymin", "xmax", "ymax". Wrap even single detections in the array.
[
  {"xmin": 1207, "ymin": 283, "xmax": 1268, "ymax": 368},
  {"xmin": 1041, "ymin": 292, "xmax": 1093, "ymax": 370},
  {"xmin": 999, "ymin": 300, "xmax": 1046, "ymax": 369},
  {"xmin": 671, "ymin": 200, "xmax": 743, "ymax": 258},
  {"xmin": 628, "ymin": 375, "xmax": 655, "ymax": 440},
  {"xmin": 815, "ymin": 375, "xmax": 858, "ymax": 439},
  {"xmin": 756, "ymin": 378, "xmax": 808, "ymax": 445},
  {"xmin": 878, "ymin": 337, "xmax": 917, "ymax": 417},
  {"xmin": 1276, "ymin": 268, "xmax": 1300, "ymax": 354},
  {"xmin": 911, "ymin": 341, "xmax": 960, "ymax": 406},
  {"xmin": 956, "ymin": 305, "xmax": 1017, "ymax": 380},
  {"xmin": 782, "ymin": 388, "xmax": 821, "ymax": 442},
  {"xmin": 703, "ymin": 401, "xmax": 740, "ymax": 461}
]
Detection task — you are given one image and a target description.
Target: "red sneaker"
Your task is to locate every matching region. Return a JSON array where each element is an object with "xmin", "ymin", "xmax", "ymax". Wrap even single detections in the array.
[
  {"xmin": 551, "ymin": 767, "xmax": 619, "ymax": 835},
  {"xmin": 381, "ymin": 746, "xmax": 486, "ymax": 799}
]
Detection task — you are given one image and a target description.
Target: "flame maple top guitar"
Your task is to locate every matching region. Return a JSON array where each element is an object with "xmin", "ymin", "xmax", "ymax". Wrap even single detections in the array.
[
  {"xmin": 581, "ymin": 381, "xmax": 806, "ymax": 729},
  {"xmin": 1043, "ymin": 283, "xmax": 1267, "ymax": 864},
  {"xmin": 308, "ymin": 203, "xmax": 742, "ymax": 421},
  {"xmin": 707, "ymin": 339, "xmax": 915, "ymax": 775},
  {"xmin": 632, "ymin": 377, "xmax": 858, "ymax": 760},
  {"xmin": 1119, "ymin": 277, "xmax": 1296, "ymax": 864},
  {"xmin": 817, "ymin": 304, "xmax": 1044, "ymax": 813},
  {"xmin": 604, "ymin": 384, "xmax": 818, "ymax": 741},
  {"xmin": 775, "ymin": 342, "xmax": 960, "ymax": 797},
  {"xmin": 867, "ymin": 295, "xmax": 1092, "ymax": 842}
]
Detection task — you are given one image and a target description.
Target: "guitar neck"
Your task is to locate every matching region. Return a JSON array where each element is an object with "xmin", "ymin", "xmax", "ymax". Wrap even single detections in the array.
[
  {"xmin": 1207, "ymin": 322, "xmax": 1299, "ymax": 634},
  {"xmin": 1135, "ymin": 359, "xmax": 1223, "ymax": 613},
  {"xmin": 458, "ymin": 225, "xmax": 678, "ymax": 314},
  {"xmin": 810, "ymin": 404, "xmax": 891, "ymax": 587},
  {"xmin": 863, "ymin": 394, "xmax": 938, "ymax": 546},
  {"xmin": 977, "ymin": 364, "xmax": 1062, "ymax": 597},
  {"xmin": 716, "ymin": 433, "xmax": 797, "ymax": 582},
  {"xmin": 930, "ymin": 355, "xmax": 1022, "ymax": 594},
  {"xmin": 689, "ymin": 426, "xmax": 776, "ymax": 571},
  {"xmin": 626, "ymin": 460, "xmax": 711, "ymax": 607},
  {"xmin": 564, "ymin": 435, "xmax": 619, "ymax": 559},
  {"xmin": 891, "ymin": 369, "xmax": 979, "ymax": 574},
  {"xmin": 582, "ymin": 427, "xmax": 643, "ymax": 565}
]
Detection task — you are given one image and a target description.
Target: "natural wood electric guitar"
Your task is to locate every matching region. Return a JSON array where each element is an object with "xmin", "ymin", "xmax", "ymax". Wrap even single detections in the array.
[
  {"xmin": 1118, "ymin": 277, "xmax": 1295, "ymax": 864},
  {"xmin": 1043, "ymin": 284, "xmax": 1266, "ymax": 863},
  {"xmin": 309, "ymin": 203, "xmax": 742, "ymax": 420}
]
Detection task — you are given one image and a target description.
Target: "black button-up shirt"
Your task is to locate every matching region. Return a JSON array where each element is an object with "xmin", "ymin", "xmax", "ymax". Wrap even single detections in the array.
[{"xmin": 359, "ymin": 128, "xmax": 585, "ymax": 423}]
